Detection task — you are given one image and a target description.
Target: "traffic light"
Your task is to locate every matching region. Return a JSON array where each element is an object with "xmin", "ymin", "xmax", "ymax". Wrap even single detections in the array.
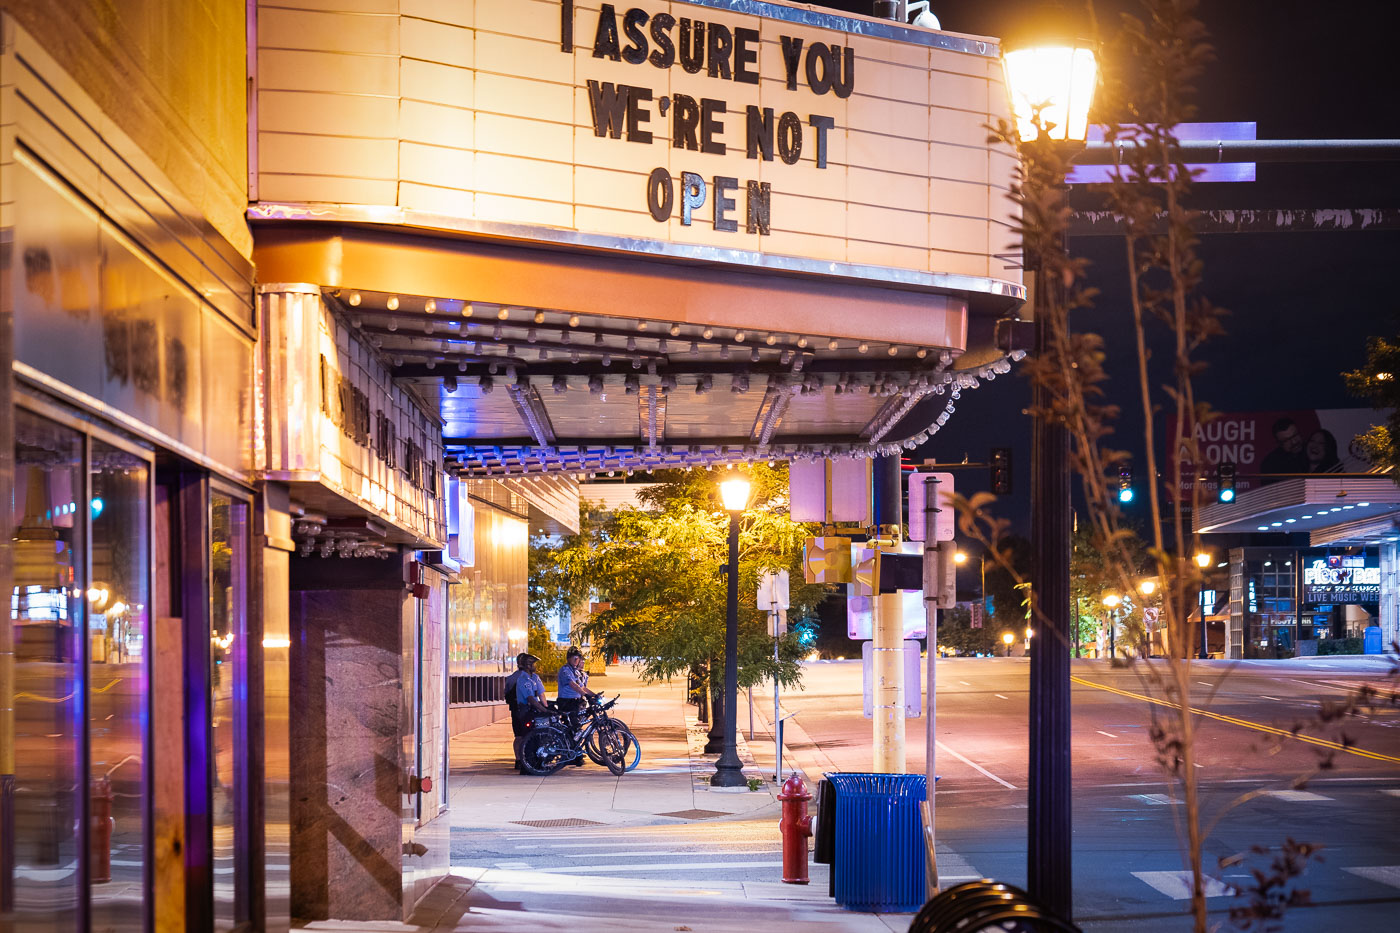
[
  {"xmin": 990, "ymin": 447, "xmax": 1012, "ymax": 494},
  {"xmin": 1118, "ymin": 463, "xmax": 1134, "ymax": 503},
  {"xmin": 1217, "ymin": 462, "xmax": 1236, "ymax": 503}
]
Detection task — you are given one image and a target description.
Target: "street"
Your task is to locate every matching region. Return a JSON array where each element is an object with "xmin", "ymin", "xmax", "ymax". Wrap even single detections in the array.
[
  {"xmin": 777, "ymin": 656, "xmax": 1400, "ymax": 930},
  {"xmin": 440, "ymin": 657, "xmax": 1400, "ymax": 930}
]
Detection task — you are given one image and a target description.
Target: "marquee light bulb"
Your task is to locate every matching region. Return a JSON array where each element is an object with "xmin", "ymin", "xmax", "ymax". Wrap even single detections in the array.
[
  {"xmin": 386, "ymin": 296, "xmax": 399, "ymax": 311},
  {"xmin": 425, "ymin": 299, "xmax": 437, "ymax": 313}
]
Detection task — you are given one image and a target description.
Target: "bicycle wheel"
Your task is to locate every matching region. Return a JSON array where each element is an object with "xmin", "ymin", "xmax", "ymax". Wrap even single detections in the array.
[
  {"xmin": 596, "ymin": 723, "xmax": 629, "ymax": 776},
  {"xmin": 607, "ymin": 718, "xmax": 642, "ymax": 772},
  {"xmin": 582, "ymin": 725, "xmax": 608, "ymax": 766},
  {"xmin": 521, "ymin": 726, "xmax": 571, "ymax": 775}
]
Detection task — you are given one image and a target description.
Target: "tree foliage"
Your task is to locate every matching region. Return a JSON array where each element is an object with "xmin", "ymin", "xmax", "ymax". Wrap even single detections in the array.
[
  {"xmin": 937, "ymin": 605, "xmax": 998, "ymax": 656},
  {"xmin": 1343, "ymin": 333, "xmax": 1400, "ymax": 478},
  {"xmin": 528, "ymin": 464, "xmax": 835, "ymax": 689}
]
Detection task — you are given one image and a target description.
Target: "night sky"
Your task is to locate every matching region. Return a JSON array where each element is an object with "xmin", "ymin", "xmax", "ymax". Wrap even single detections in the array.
[{"xmin": 812, "ymin": 0, "xmax": 1400, "ymax": 532}]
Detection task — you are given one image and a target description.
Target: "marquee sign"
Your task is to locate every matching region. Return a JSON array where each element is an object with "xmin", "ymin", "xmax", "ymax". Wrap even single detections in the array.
[{"xmin": 254, "ymin": 0, "xmax": 1019, "ymax": 283}]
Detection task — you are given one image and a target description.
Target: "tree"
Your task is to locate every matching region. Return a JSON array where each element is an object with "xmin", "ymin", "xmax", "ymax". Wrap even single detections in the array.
[
  {"xmin": 937, "ymin": 605, "xmax": 998, "ymax": 656},
  {"xmin": 529, "ymin": 464, "xmax": 835, "ymax": 691},
  {"xmin": 1343, "ymin": 333, "xmax": 1400, "ymax": 477}
]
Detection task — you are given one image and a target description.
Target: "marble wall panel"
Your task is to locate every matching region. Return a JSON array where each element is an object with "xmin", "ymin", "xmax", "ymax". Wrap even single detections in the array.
[{"xmin": 288, "ymin": 582, "xmax": 406, "ymax": 922}]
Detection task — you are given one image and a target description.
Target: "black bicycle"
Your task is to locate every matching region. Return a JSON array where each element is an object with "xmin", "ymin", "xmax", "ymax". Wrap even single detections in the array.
[{"xmin": 521, "ymin": 695, "xmax": 640, "ymax": 776}]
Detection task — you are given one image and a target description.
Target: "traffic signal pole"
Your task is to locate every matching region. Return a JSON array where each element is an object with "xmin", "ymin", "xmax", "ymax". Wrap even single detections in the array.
[{"xmin": 871, "ymin": 454, "xmax": 905, "ymax": 773}]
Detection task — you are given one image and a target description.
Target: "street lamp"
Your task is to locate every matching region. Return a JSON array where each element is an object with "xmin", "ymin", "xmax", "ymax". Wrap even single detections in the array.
[
  {"xmin": 1005, "ymin": 22, "xmax": 1100, "ymax": 923},
  {"xmin": 1102, "ymin": 594, "xmax": 1121, "ymax": 658},
  {"xmin": 1002, "ymin": 631, "xmax": 1015, "ymax": 657},
  {"xmin": 712, "ymin": 472, "xmax": 751, "ymax": 787},
  {"xmin": 1195, "ymin": 551, "xmax": 1211, "ymax": 660}
]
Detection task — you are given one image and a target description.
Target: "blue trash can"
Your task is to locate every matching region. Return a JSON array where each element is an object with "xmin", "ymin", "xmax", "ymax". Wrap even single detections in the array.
[{"xmin": 826, "ymin": 772, "xmax": 927, "ymax": 912}]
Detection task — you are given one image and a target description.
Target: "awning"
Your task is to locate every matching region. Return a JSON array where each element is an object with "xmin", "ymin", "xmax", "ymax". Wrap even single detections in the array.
[{"xmin": 253, "ymin": 221, "xmax": 1026, "ymax": 476}]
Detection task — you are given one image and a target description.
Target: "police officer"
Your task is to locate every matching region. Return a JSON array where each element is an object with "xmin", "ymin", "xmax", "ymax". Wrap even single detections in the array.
[
  {"xmin": 555, "ymin": 646, "xmax": 600, "ymax": 720},
  {"xmin": 511, "ymin": 653, "xmax": 548, "ymax": 773}
]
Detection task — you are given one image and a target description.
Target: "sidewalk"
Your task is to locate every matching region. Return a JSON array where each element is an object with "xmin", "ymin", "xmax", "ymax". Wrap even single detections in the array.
[
  {"xmin": 311, "ymin": 665, "xmax": 918, "ymax": 932},
  {"xmin": 446, "ymin": 665, "xmax": 781, "ymax": 827}
]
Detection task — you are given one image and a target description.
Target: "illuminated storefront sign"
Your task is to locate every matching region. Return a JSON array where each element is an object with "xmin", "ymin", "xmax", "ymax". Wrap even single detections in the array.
[{"xmin": 1303, "ymin": 553, "xmax": 1380, "ymax": 605}]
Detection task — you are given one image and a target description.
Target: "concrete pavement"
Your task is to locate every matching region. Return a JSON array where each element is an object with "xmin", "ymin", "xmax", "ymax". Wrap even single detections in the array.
[
  {"xmin": 446, "ymin": 665, "xmax": 781, "ymax": 828},
  {"xmin": 302, "ymin": 665, "xmax": 920, "ymax": 932}
]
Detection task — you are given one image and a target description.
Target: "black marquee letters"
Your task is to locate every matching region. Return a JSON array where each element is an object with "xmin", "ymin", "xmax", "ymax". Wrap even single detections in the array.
[{"xmin": 567, "ymin": 5, "xmax": 858, "ymax": 236}]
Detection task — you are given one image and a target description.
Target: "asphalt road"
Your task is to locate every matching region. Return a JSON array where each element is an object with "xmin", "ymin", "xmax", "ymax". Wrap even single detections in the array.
[{"xmin": 778, "ymin": 656, "xmax": 1400, "ymax": 931}]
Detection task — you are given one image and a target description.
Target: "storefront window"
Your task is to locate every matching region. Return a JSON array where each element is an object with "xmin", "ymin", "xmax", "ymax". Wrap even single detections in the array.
[
  {"xmin": 447, "ymin": 509, "xmax": 527, "ymax": 674},
  {"xmin": 9, "ymin": 410, "xmax": 84, "ymax": 930},
  {"xmin": 88, "ymin": 441, "xmax": 149, "ymax": 932},
  {"xmin": 210, "ymin": 493, "xmax": 248, "ymax": 931}
]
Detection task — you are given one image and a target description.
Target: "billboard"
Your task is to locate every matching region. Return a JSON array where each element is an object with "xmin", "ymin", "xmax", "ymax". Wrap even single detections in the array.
[{"xmin": 1164, "ymin": 408, "xmax": 1384, "ymax": 499}]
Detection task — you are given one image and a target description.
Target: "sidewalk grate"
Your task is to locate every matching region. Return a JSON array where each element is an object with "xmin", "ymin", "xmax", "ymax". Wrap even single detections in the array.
[
  {"xmin": 509, "ymin": 818, "xmax": 605, "ymax": 828},
  {"xmin": 657, "ymin": 808, "xmax": 732, "ymax": 820}
]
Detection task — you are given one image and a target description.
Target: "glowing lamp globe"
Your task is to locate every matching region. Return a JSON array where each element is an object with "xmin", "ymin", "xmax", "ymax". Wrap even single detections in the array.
[
  {"xmin": 1002, "ymin": 41, "xmax": 1098, "ymax": 143},
  {"xmin": 719, "ymin": 475, "xmax": 752, "ymax": 513}
]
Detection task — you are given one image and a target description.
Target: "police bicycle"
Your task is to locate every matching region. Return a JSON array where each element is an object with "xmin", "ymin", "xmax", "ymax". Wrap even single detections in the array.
[{"xmin": 521, "ymin": 695, "xmax": 641, "ymax": 776}]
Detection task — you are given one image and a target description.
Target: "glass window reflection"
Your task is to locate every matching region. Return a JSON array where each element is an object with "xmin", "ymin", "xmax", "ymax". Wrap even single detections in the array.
[
  {"xmin": 9, "ymin": 410, "xmax": 84, "ymax": 931},
  {"xmin": 210, "ymin": 493, "xmax": 248, "ymax": 931},
  {"xmin": 88, "ymin": 441, "xmax": 149, "ymax": 932}
]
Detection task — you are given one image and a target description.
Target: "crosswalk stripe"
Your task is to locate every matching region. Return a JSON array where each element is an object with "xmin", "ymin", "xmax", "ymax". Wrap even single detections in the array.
[
  {"xmin": 1344, "ymin": 866, "xmax": 1400, "ymax": 890},
  {"xmin": 1263, "ymin": 790, "xmax": 1331, "ymax": 802},
  {"xmin": 1132, "ymin": 870, "xmax": 1232, "ymax": 899}
]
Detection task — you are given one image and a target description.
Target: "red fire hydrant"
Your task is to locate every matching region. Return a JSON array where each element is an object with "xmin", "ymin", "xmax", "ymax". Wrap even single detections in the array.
[
  {"xmin": 778, "ymin": 774, "xmax": 813, "ymax": 885},
  {"xmin": 90, "ymin": 775, "xmax": 113, "ymax": 883}
]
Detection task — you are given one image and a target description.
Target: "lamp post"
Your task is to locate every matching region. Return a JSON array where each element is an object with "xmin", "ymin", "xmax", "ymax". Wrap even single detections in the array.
[
  {"xmin": 1195, "ymin": 551, "xmax": 1212, "ymax": 659},
  {"xmin": 1001, "ymin": 631, "xmax": 1015, "ymax": 657},
  {"xmin": 1139, "ymin": 578, "xmax": 1158, "ymax": 653},
  {"xmin": 1102, "ymin": 593, "xmax": 1121, "ymax": 658},
  {"xmin": 711, "ymin": 473, "xmax": 751, "ymax": 787},
  {"xmin": 1004, "ymin": 25, "xmax": 1099, "ymax": 922}
]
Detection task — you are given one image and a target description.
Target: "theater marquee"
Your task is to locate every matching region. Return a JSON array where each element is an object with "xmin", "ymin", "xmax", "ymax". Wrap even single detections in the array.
[{"xmin": 254, "ymin": 0, "xmax": 1019, "ymax": 284}]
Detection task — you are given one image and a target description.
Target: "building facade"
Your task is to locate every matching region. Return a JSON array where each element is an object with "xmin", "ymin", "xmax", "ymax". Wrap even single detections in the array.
[{"xmin": 4, "ymin": 0, "xmax": 1026, "ymax": 928}]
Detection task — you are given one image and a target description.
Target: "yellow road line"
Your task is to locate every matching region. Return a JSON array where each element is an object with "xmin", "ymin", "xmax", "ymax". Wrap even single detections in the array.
[{"xmin": 1071, "ymin": 675, "xmax": 1400, "ymax": 765}]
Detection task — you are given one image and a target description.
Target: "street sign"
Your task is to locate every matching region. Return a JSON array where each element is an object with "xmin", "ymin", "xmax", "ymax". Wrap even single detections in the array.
[
  {"xmin": 758, "ymin": 570, "xmax": 790, "ymax": 611},
  {"xmin": 926, "ymin": 542, "xmax": 957, "ymax": 610},
  {"xmin": 846, "ymin": 592, "xmax": 928, "ymax": 640},
  {"xmin": 789, "ymin": 458, "xmax": 872, "ymax": 524},
  {"xmin": 767, "ymin": 606, "xmax": 789, "ymax": 637},
  {"xmin": 1144, "ymin": 607, "xmax": 1160, "ymax": 630},
  {"xmin": 907, "ymin": 472, "xmax": 954, "ymax": 542},
  {"xmin": 862, "ymin": 640, "xmax": 922, "ymax": 718}
]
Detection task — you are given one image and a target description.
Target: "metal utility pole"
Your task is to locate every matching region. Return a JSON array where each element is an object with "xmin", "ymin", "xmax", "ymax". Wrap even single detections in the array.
[
  {"xmin": 1028, "ymin": 253, "xmax": 1073, "ymax": 920},
  {"xmin": 871, "ymin": 454, "xmax": 905, "ymax": 773},
  {"xmin": 922, "ymin": 474, "xmax": 942, "ymax": 891}
]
